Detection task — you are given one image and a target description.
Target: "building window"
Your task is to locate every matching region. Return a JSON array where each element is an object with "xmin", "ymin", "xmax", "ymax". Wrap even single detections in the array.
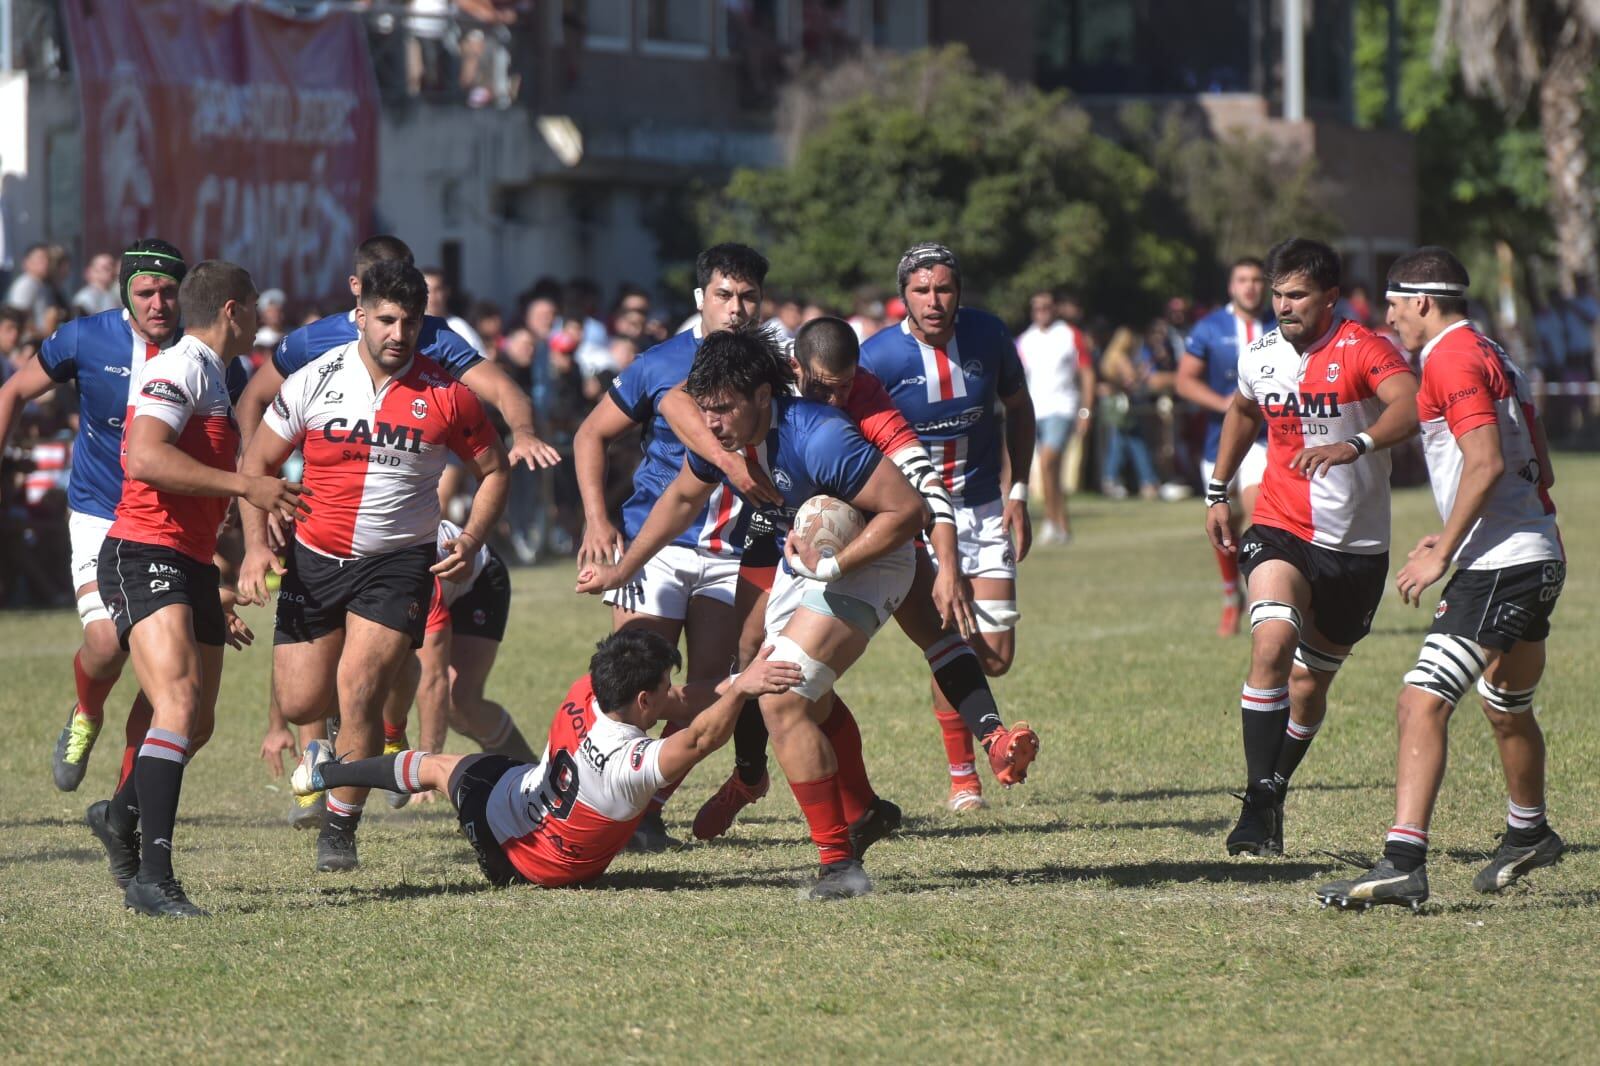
[
  {"xmin": 721, "ymin": 0, "xmax": 793, "ymax": 54},
  {"xmin": 583, "ymin": 0, "xmax": 633, "ymax": 50},
  {"xmin": 868, "ymin": 0, "xmax": 923, "ymax": 50},
  {"xmin": 640, "ymin": 0, "xmax": 712, "ymax": 55}
]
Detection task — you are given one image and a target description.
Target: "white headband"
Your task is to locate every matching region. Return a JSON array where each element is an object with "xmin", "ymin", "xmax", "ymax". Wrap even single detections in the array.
[{"xmin": 1387, "ymin": 280, "xmax": 1468, "ymax": 300}]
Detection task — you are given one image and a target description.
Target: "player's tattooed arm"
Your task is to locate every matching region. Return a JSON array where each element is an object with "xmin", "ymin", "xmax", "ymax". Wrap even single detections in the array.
[
  {"xmin": 573, "ymin": 393, "xmax": 637, "ymax": 568},
  {"xmin": 1207, "ymin": 392, "xmax": 1265, "ymax": 554},
  {"xmin": 575, "ymin": 460, "xmax": 715, "ymax": 594},
  {"xmin": 661, "ymin": 386, "xmax": 783, "ymax": 507},
  {"xmin": 459, "ymin": 360, "xmax": 561, "ymax": 469}
]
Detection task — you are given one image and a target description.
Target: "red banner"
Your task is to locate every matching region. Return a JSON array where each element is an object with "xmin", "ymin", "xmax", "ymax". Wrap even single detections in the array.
[{"xmin": 62, "ymin": 0, "xmax": 378, "ymax": 304}]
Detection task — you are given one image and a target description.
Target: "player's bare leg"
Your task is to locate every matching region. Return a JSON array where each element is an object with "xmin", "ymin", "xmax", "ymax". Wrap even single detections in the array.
[
  {"xmin": 928, "ymin": 573, "xmax": 1023, "ymax": 810},
  {"xmin": 54, "ymin": 585, "xmax": 129, "ymax": 791},
  {"xmin": 1472, "ymin": 642, "xmax": 1562, "ymax": 890},
  {"xmin": 1228, "ymin": 559, "xmax": 1309, "ymax": 857},
  {"xmin": 446, "ymin": 634, "xmax": 537, "ymax": 763}
]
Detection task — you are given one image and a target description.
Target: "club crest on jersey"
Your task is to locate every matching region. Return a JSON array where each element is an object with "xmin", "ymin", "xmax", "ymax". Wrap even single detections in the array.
[
  {"xmin": 1326, "ymin": 362, "xmax": 1341, "ymax": 382},
  {"xmin": 141, "ymin": 379, "xmax": 186, "ymax": 405},
  {"xmin": 411, "ymin": 398, "xmax": 428, "ymax": 420},
  {"xmin": 630, "ymin": 740, "xmax": 649, "ymax": 770},
  {"xmin": 772, "ymin": 468, "xmax": 792, "ymax": 491},
  {"xmin": 962, "ymin": 359, "xmax": 983, "ymax": 379},
  {"xmin": 1434, "ymin": 599, "xmax": 1449, "ymax": 620}
]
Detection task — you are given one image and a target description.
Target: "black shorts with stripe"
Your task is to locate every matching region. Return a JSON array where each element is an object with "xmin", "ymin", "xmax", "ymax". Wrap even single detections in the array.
[{"xmin": 1428, "ymin": 559, "xmax": 1565, "ymax": 652}]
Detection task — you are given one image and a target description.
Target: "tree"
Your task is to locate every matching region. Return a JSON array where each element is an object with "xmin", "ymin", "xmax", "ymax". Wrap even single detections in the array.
[{"xmin": 1435, "ymin": 0, "xmax": 1600, "ymax": 289}]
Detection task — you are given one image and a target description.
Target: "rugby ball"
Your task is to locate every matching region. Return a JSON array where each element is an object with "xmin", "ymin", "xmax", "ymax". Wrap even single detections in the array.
[{"xmin": 792, "ymin": 495, "xmax": 866, "ymax": 557}]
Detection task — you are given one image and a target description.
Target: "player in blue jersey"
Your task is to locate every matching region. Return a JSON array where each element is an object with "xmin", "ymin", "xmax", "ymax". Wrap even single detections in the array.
[
  {"xmin": 578, "ymin": 329, "xmax": 926, "ymax": 900},
  {"xmin": 1175, "ymin": 257, "xmax": 1271, "ymax": 636},
  {"xmin": 859, "ymin": 243, "xmax": 1037, "ymax": 811},
  {"xmin": 0, "ymin": 239, "xmax": 191, "ymax": 792},
  {"xmin": 243, "ymin": 235, "xmax": 558, "ymax": 827},
  {"xmin": 571, "ymin": 243, "xmax": 780, "ymax": 851}
]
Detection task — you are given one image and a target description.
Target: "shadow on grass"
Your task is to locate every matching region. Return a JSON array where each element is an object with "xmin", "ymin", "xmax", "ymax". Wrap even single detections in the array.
[
  {"xmin": 1090, "ymin": 781, "xmax": 1381, "ymax": 804},
  {"xmin": 0, "ymin": 846, "xmax": 102, "ymax": 866},
  {"xmin": 900, "ymin": 858, "xmax": 1338, "ymax": 890},
  {"xmin": 893, "ymin": 816, "xmax": 1232, "ymax": 841},
  {"xmin": 1436, "ymin": 841, "xmax": 1595, "ymax": 864}
]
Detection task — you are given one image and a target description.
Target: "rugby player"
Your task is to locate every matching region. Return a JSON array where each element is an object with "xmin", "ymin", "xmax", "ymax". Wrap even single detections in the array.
[
  {"xmin": 1177, "ymin": 257, "xmax": 1272, "ymax": 635},
  {"xmin": 579, "ymin": 329, "xmax": 926, "ymax": 899},
  {"xmin": 1318, "ymin": 247, "xmax": 1566, "ymax": 910},
  {"xmin": 88, "ymin": 260, "xmax": 306, "ymax": 917},
  {"xmin": 243, "ymin": 236, "xmax": 556, "ymax": 825},
  {"xmin": 859, "ymin": 243, "xmax": 1037, "ymax": 810},
  {"xmin": 675, "ymin": 318, "xmax": 1039, "ymax": 842},
  {"xmin": 0, "ymin": 240, "xmax": 187, "ymax": 791},
  {"xmin": 238, "ymin": 261, "xmax": 509, "ymax": 874},
  {"xmin": 571, "ymin": 243, "xmax": 781, "ymax": 851},
  {"xmin": 286, "ymin": 630, "xmax": 801, "ymax": 889},
  {"xmin": 1205, "ymin": 237, "xmax": 1418, "ymax": 857}
]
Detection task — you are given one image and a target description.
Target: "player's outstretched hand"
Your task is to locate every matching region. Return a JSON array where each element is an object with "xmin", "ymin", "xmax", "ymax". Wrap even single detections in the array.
[
  {"xmin": 218, "ymin": 588, "xmax": 255, "ymax": 650},
  {"xmin": 1204, "ymin": 502, "xmax": 1234, "ymax": 554},
  {"xmin": 933, "ymin": 566, "xmax": 977, "ymax": 639},
  {"xmin": 1396, "ymin": 535, "xmax": 1448, "ymax": 607},
  {"xmin": 509, "ymin": 429, "xmax": 563, "ymax": 470},
  {"xmin": 575, "ymin": 561, "xmax": 624, "ymax": 595},
  {"xmin": 577, "ymin": 519, "xmax": 625, "ymax": 570},
  {"xmin": 1290, "ymin": 441, "xmax": 1361, "ymax": 479},
  {"xmin": 259, "ymin": 724, "xmax": 297, "ymax": 779},
  {"xmin": 1003, "ymin": 498, "xmax": 1032, "ymax": 563},
  {"xmin": 728, "ymin": 454, "xmax": 784, "ymax": 507},
  {"xmin": 734, "ymin": 646, "xmax": 806, "ymax": 698},
  {"xmin": 245, "ymin": 476, "xmax": 312, "ymax": 525},
  {"xmin": 431, "ymin": 531, "xmax": 480, "ymax": 583},
  {"xmin": 238, "ymin": 546, "xmax": 285, "ymax": 608}
]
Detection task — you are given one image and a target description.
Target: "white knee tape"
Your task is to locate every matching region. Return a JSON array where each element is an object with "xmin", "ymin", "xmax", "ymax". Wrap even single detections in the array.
[
  {"xmin": 1249, "ymin": 600, "xmax": 1301, "ymax": 634},
  {"xmin": 1477, "ymin": 675, "xmax": 1536, "ymax": 714},
  {"xmin": 974, "ymin": 599, "xmax": 1020, "ymax": 633},
  {"xmin": 767, "ymin": 634, "xmax": 838, "ymax": 703},
  {"xmin": 78, "ymin": 591, "xmax": 110, "ymax": 629},
  {"xmin": 1403, "ymin": 634, "xmax": 1488, "ymax": 708},
  {"xmin": 1294, "ymin": 641, "xmax": 1347, "ymax": 675}
]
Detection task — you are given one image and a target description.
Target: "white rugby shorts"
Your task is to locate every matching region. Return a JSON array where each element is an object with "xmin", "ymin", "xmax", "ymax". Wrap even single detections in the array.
[
  {"xmin": 69, "ymin": 510, "xmax": 115, "ymax": 627},
  {"xmin": 765, "ymin": 541, "xmax": 915, "ymax": 641},
  {"xmin": 928, "ymin": 498, "xmax": 1016, "ymax": 581},
  {"xmin": 603, "ymin": 543, "xmax": 739, "ymax": 621}
]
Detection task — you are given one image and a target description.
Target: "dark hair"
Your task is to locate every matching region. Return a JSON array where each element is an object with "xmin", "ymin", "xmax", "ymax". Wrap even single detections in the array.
[
  {"xmin": 795, "ymin": 316, "xmax": 860, "ymax": 374},
  {"xmin": 469, "ymin": 300, "xmax": 503, "ymax": 324},
  {"xmin": 359, "ymin": 260, "xmax": 429, "ymax": 317},
  {"xmin": 685, "ymin": 327, "xmax": 796, "ymax": 400},
  {"xmin": 0, "ymin": 307, "xmax": 26, "ymax": 332},
  {"xmin": 590, "ymin": 629, "xmax": 681, "ymax": 713},
  {"xmin": 353, "ymin": 235, "xmax": 414, "ymax": 278},
  {"xmin": 1229, "ymin": 256, "xmax": 1265, "ymax": 276},
  {"xmin": 119, "ymin": 238, "xmax": 187, "ymax": 310},
  {"xmin": 1387, "ymin": 245, "xmax": 1471, "ymax": 315},
  {"xmin": 178, "ymin": 260, "xmax": 256, "ymax": 327},
  {"xmin": 1265, "ymin": 237, "xmax": 1340, "ymax": 291},
  {"xmin": 695, "ymin": 243, "xmax": 770, "ymax": 289},
  {"xmin": 21, "ymin": 242, "xmax": 48, "ymax": 260},
  {"xmin": 896, "ymin": 242, "xmax": 961, "ymax": 294}
]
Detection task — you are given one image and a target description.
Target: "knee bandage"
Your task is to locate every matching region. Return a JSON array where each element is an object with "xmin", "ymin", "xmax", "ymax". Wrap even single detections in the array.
[
  {"xmin": 77, "ymin": 591, "xmax": 110, "ymax": 628},
  {"xmin": 974, "ymin": 599, "xmax": 1020, "ymax": 633},
  {"xmin": 766, "ymin": 634, "xmax": 838, "ymax": 703},
  {"xmin": 1294, "ymin": 641, "xmax": 1348, "ymax": 675},
  {"xmin": 1477, "ymin": 675, "xmax": 1536, "ymax": 714},
  {"xmin": 1249, "ymin": 600, "xmax": 1301, "ymax": 634},
  {"xmin": 1402, "ymin": 633, "xmax": 1488, "ymax": 707}
]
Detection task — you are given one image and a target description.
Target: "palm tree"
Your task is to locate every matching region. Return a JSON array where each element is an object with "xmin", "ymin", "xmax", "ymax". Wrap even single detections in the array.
[{"xmin": 1435, "ymin": 0, "xmax": 1599, "ymax": 288}]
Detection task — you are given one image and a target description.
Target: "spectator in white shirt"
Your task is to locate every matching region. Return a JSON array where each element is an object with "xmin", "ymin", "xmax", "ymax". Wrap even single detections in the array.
[
  {"xmin": 1016, "ymin": 288, "xmax": 1095, "ymax": 544},
  {"xmin": 72, "ymin": 252, "xmax": 120, "ymax": 317}
]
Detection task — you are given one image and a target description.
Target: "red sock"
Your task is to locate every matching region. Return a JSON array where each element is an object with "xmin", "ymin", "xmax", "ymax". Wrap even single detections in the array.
[
  {"xmin": 72, "ymin": 650, "xmax": 119, "ymax": 725},
  {"xmin": 646, "ymin": 720, "xmax": 687, "ymax": 813},
  {"xmin": 821, "ymin": 698, "xmax": 874, "ymax": 824},
  {"xmin": 934, "ymin": 708, "xmax": 976, "ymax": 777},
  {"xmin": 789, "ymin": 774, "xmax": 853, "ymax": 864},
  {"xmin": 117, "ymin": 691, "xmax": 154, "ymax": 791},
  {"xmin": 1214, "ymin": 546, "xmax": 1241, "ymax": 601},
  {"xmin": 383, "ymin": 720, "xmax": 406, "ymax": 746}
]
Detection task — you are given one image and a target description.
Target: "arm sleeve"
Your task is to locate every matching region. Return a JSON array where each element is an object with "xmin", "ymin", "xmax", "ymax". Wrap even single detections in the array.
[
  {"xmin": 1235, "ymin": 357, "xmax": 1258, "ymax": 401},
  {"xmin": 809, "ymin": 416, "xmax": 881, "ymax": 501},
  {"xmin": 850, "ymin": 371, "xmax": 922, "ymax": 456},
  {"xmin": 261, "ymin": 373, "xmax": 307, "ymax": 446},
  {"xmin": 685, "ymin": 449, "xmax": 723, "ymax": 485},
  {"xmin": 430, "ymin": 324, "xmax": 487, "ymax": 380},
  {"xmin": 1358, "ymin": 336, "xmax": 1414, "ymax": 395},
  {"xmin": 271, "ymin": 330, "xmax": 305, "ymax": 378},
  {"xmin": 608, "ymin": 737, "xmax": 668, "ymax": 804},
  {"xmin": 996, "ymin": 327, "xmax": 1028, "ymax": 398},
  {"xmin": 131, "ymin": 353, "xmax": 199, "ymax": 434},
  {"xmin": 605, "ymin": 358, "xmax": 653, "ymax": 424},
  {"xmin": 1184, "ymin": 320, "xmax": 1211, "ymax": 361},
  {"xmin": 1426, "ymin": 352, "xmax": 1500, "ymax": 438},
  {"xmin": 37, "ymin": 323, "xmax": 78, "ymax": 384},
  {"xmin": 447, "ymin": 384, "xmax": 495, "ymax": 461},
  {"xmin": 1072, "ymin": 327, "xmax": 1094, "ymax": 370}
]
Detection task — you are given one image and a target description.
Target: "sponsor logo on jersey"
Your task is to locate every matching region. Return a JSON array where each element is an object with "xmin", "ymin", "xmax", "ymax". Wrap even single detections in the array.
[
  {"xmin": 898, "ymin": 375, "xmax": 928, "ymax": 388},
  {"xmin": 1258, "ymin": 391, "xmax": 1342, "ymax": 418},
  {"xmin": 322, "ymin": 390, "xmax": 344, "ymax": 403},
  {"xmin": 411, "ymin": 398, "xmax": 428, "ymax": 420},
  {"xmin": 1326, "ymin": 362, "xmax": 1341, "ymax": 382},
  {"xmin": 914, "ymin": 406, "xmax": 985, "ymax": 434},
  {"xmin": 962, "ymin": 359, "xmax": 984, "ymax": 379},
  {"xmin": 318, "ymin": 358, "xmax": 344, "ymax": 376},
  {"xmin": 321, "ymin": 418, "xmax": 425, "ymax": 453},
  {"xmin": 772, "ymin": 468, "xmax": 792, "ymax": 491},
  {"xmin": 578, "ymin": 735, "xmax": 609, "ymax": 772},
  {"xmin": 147, "ymin": 562, "xmax": 180, "ymax": 575},
  {"xmin": 106, "ymin": 365, "xmax": 132, "ymax": 377},
  {"xmin": 141, "ymin": 379, "xmax": 187, "ymax": 405}
]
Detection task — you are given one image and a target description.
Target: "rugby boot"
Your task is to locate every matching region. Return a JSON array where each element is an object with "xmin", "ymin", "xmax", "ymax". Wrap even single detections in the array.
[
  {"xmin": 985, "ymin": 721, "xmax": 1039, "ymax": 787},
  {"xmin": 85, "ymin": 799, "xmax": 140, "ymax": 889},
  {"xmin": 290, "ymin": 739, "xmax": 333, "ymax": 796},
  {"xmin": 807, "ymin": 858, "xmax": 872, "ymax": 901},
  {"xmin": 315, "ymin": 825, "xmax": 359, "ymax": 872},
  {"xmin": 692, "ymin": 771, "xmax": 769, "ymax": 841},
  {"xmin": 125, "ymin": 876, "xmax": 208, "ymax": 918},
  {"xmin": 626, "ymin": 810, "xmax": 680, "ymax": 853},
  {"xmin": 1473, "ymin": 827, "xmax": 1565, "ymax": 894},
  {"xmin": 1316, "ymin": 859, "xmax": 1428, "ymax": 913},
  {"xmin": 947, "ymin": 776, "xmax": 986, "ymax": 812},
  {"xmin": 53, "ymin": 704, "xmax": 102, "ymax": 792},
  {"xmin": 288, "ymin": 792, "xmax": 326, "ymax": 831},
  {"xmin": 1226, "ymin": 781, "xmax": 1283, "ymax": 857},
  {"xmin": 848, "ymin": 798, "xmax": 902, "ymax": 859}
]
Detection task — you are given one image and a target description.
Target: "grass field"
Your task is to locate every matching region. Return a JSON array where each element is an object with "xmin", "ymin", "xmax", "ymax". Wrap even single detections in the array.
[{"xmin": 2, "ymin": 459, "xmax": 1598, "ymax": 1064}]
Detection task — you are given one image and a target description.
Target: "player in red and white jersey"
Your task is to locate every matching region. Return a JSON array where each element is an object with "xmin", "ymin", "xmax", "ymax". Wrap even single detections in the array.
[
  {"xmin": 1318, "ymin": 247, "xmax": 1566, "ymax": 911},
  {"xmin": 238, "ymin": 261, "xmax": 509, "ymax": 875},
  {"xmin": 90, "ymin": 261, "xmax": 307, "ymax": 917},
  {"xmin": 678, "ymin": 318, "xmax": 1038, "ymax": 843},
  {"xmin": 286, "ymin": 629, "xmax": 802, "ymax": 888},
  {"xmin": 1204, "ymin": 238, "xmax": 1418, "ymax": 859}
]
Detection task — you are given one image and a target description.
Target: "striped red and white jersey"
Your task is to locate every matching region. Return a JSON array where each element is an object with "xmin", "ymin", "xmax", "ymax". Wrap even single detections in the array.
[
  {"xmin": 109, "ymin": 336, "xmax": 241, "ymax": 562},
  {"xmin": 262, "ymin": 343, "xmax": 493, "ymax": 559},
  {"xmin": 487, "ymin": 676, "xmax": 668, "ymax": 887},
  {"xmin": 1238, "ymin": 319, "xmax": 1414, "ymax": 554},
  {"xmin": 1417, "ymin": 320, "xmax": 1561, "ymax": 570}
]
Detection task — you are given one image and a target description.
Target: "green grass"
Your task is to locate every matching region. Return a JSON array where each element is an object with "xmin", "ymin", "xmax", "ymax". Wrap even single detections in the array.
[{"xmin": 3, "ymin": 459, "xmax": 1599, "ymax": 1064}]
